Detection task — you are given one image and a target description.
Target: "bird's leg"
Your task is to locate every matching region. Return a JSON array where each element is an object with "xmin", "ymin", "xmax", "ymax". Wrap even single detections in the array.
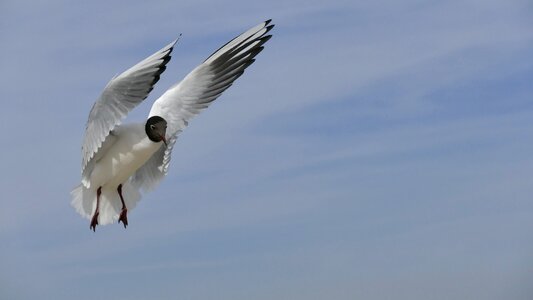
[
  {"xmin": 117, "ymin": 184, "xmax": 128, "ymax": 228},
  {"xmin": 90, "ymin": 187, "xmax": 102, "ymax": 232}
]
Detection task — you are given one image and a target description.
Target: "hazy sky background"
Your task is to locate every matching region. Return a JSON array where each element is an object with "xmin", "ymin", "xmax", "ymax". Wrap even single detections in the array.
[{"xmin": 1, "ymin": 0, "xmax": 533, "ymax": 299}]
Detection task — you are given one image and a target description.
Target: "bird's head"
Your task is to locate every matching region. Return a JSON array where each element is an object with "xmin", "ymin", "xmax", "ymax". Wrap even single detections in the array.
[{"xmin": 145, "ymin": 116, "xmax": 167, "ymax": 146}]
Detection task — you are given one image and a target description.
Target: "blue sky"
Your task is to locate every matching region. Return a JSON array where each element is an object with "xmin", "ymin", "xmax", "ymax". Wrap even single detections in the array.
[{"xmin": 1, "ymin": 0, "xmax": 533, "ymax": 299}]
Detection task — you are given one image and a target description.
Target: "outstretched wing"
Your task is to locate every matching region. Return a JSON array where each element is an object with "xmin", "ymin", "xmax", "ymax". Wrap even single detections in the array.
[
  {"xmin": 81, "ymin": 39, "xmax": 177, "ymax": 187},
  {"xmin": 133, "ymin": 20, "xmax": 274, "ymax": 191}
]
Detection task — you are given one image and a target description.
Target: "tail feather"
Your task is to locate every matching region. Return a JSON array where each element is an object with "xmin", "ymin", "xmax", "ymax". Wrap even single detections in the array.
[
  {"xmin": 70, "ymin": 181, "xmax": 141, "ymax": 226},
  {"xmin": 70, "ymin": 184, "xmax": 94, "ymax": 220}
]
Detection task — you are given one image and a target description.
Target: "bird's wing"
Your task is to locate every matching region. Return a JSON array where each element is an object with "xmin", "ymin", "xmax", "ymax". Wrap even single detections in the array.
[
  {"xmin": 81, "ymin": 40, "xmax": 177, "ymax": 187},
  {"xmin": 133, "ymin": 20, "xmax": 274, "ymax": 191},
  {"xmin": 131, "ymin": 134, "xmax": 178, "ymax": 191}
]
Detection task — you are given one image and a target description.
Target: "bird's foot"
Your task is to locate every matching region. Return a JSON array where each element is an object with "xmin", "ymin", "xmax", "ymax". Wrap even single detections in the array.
[
  {"xmin": 119, "ymin": 208, "xmax": 128, "ymax": 228},
  {"xmin": 90, "ymin": 212, "xmax": 99, "ymax": 232}
]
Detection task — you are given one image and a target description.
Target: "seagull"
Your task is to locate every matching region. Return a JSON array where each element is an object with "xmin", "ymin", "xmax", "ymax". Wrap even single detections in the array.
[{"xmin": 71, "ymin": 20, "xmax": 274, "ymax": 231}]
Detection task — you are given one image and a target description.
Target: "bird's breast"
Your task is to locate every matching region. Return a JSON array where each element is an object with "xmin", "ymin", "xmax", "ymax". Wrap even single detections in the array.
[{"xmin": 89, "ymin": 127, "xmax": 162, "ymax": 188}]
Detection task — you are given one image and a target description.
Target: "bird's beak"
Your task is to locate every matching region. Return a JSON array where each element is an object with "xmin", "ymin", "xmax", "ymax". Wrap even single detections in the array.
[{"xmin": 161, "ymin": 136, "xmax": 167, "ymax": 147}]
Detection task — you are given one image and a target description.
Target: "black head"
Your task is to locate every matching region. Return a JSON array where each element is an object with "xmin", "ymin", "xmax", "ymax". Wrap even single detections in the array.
[{"xmin": 145, "ymin": 116, "xmax": 167, "ymax": 145}]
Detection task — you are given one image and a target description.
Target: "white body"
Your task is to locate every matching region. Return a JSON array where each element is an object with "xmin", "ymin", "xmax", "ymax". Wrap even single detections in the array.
[
  {"xmin": 90, "ymin": 124, "xmax": 162, "ymax": 188},
  {"xmin": 71, "ymin": 124, "xmax": 163, "ymax": 225}
]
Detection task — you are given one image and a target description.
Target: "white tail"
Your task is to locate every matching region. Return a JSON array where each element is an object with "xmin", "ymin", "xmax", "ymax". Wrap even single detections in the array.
[{"xmin": 70, "ymin": 181, "xmax": 141, "ymax": 226}]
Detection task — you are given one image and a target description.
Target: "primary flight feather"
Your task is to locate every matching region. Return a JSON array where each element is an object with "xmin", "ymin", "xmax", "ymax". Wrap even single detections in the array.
[{"xmin": 71, "ymin": 20, "xmax": 274, "ymax": 231}]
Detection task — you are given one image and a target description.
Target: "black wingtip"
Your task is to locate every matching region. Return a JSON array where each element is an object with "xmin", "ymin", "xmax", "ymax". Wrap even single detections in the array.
[
  {"xmin": 148, "ymin": 42, "xmax": 174, "ymax": 90},
  {"xmin": 265, "ymin": 24, "xmax": 275, "ymax": 32},
  {"xmin": 261, "ymin": 35, "xmax": 273, "ymax": 44}
]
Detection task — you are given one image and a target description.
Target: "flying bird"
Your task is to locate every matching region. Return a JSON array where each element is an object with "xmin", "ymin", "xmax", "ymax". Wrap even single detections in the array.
[{"xmin": 71, "ymin": 20, "xmax": 274, "ymax": 231}]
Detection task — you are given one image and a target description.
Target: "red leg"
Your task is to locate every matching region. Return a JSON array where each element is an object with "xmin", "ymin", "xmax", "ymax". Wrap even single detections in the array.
[
  {"xmin": 117, "ymin": 184, "xmax": 128, "ymax": 228},
  {"xmin": 90, "ymin": 187, "xmax": 102, "ymax": 232}
]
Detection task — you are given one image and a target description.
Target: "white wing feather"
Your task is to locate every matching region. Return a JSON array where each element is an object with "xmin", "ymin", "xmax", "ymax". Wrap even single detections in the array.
[
  {"xmin": 131, "ymin": 133, "xmax": 178, "ymax": 191},
  {"xmin": 133, "ymin": 20, "xmax": 274, "ymax": 190},
  {"xmin": 81, "ymin": 40, "xmax": 177, "ymax": 187}
]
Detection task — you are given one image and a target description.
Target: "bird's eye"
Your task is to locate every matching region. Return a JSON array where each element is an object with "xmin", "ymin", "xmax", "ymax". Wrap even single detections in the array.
[{"xmin": 150, "ymin": 125, "xmax": 156, "ymax": 130}]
